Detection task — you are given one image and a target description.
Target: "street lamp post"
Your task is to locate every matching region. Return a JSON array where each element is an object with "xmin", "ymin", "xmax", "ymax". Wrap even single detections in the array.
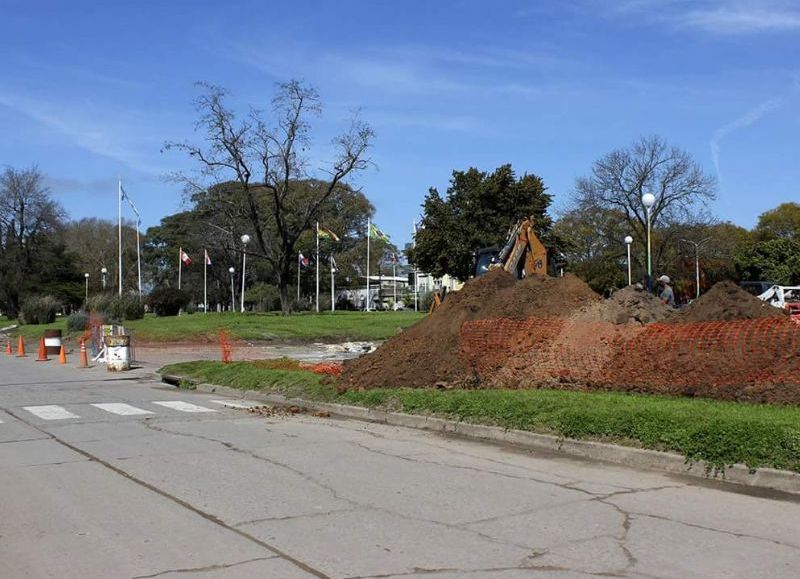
[
  {"xmin": 240, "ymin": 235, "xmax": 250, "ymax": 313},
  {"xmin": 624, "ymin": 236, "xmax": 633, "ymax": 286},
  {"xmin": 680, "ymin": 238, "xmax": 711, "ymax": 300},
  {"xmin": 228, "ymin": 267, "xmax": 235, "ymax": 312},
  {"xmin": 84, "ymin": 273, "xmax": 90, "ymax": 301},
  {"xmin": 641, "ymin": 193, "xmax": 656, "ymax": 291},
  {"xmin": 101, "ymin": 267, "xmax": 108, "ymax": 290}
]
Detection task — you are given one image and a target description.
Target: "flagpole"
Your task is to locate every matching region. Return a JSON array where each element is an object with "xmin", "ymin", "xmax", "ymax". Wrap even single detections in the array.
[
  {"xmin": 413, "ymin": 220, "xmax": 418, "ymax": 312},
  {"xmin": 203, "ymin": 250, "xmax": 208, "ymax": 314},
  {"xmin": 315, "ymin": 221, "xmax": 320, "ymax": 313},
  {"xmin": 118, "ymin": 180, "xmax": 123, "ymax": 296},
  {"xmin": 297, "ymin": 253, "xmax": 301, "ymax": 301},
  {"xmin": 178, "ymin": 247, "xmax": 182, "ymax": 290},
  {"xmin": 393, "ymin": 261, "xmax": 397, "ymax": 306},
  {"xmin": 136, "ymin": 220, "xmax": 142, "ymax": 300},
  {"xmin": 366, "ymin": 218, "xmax": 370, "ymax": 312},
  {"xmin": 330, "ymin": 255, "xmax": 335, "ymax": 312}
]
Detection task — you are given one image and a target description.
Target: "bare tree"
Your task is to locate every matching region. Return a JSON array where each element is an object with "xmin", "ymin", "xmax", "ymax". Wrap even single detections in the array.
[
  {"xmin": 573, "ymin": 135, "xmax": 716, "ymax": 277},
  {"xmin": 0, "ymin": 166, "xmax": 67, "ymax": 316},
  {"xmin": 165, "ymin": 81, "xmax": 374, "ymax": 312}
]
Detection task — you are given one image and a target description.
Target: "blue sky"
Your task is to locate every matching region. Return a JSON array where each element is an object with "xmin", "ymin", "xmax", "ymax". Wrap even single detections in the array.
[{"xmin": 2, "ymin": 0, "xmax": 798, "ymax": 246}]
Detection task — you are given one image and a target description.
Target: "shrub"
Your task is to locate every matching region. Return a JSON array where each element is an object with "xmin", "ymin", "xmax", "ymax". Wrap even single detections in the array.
[
  {"xmin": 67, "ymin": 310, "xmax": 90, "ymax": 333},
  {"xmin": 291, "ymin": 297, "xmax": 312, "ymax": 312},
  {"xmin": 244, "ymin": 282, "xmax": 281, "ymax": 312},
  {"xmin": 148, "ymin": 287, "xmax": 190, "ymax": 317},
  {"xmin": 85, "ymin": 293, "xmax": 144, "ymax": 322},
  {"xmin": 19, "ymin": 295, "xmax": 60, "ymax": 325}
]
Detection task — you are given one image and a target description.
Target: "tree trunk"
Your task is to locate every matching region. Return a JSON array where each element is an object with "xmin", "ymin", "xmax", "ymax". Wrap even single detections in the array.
[{"xmin": 277, "ymin": 256, "xmax": 293, "ymax": 315}]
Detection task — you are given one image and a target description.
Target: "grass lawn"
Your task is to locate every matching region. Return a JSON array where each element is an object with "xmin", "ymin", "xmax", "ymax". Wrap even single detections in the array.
[
  {"xmin": 11, "ymin": 311, "xmax": 425, "ymax": 343},
  {"xmin": 160, "ymin": 360, "xmax": 800, "ymax": 474}
]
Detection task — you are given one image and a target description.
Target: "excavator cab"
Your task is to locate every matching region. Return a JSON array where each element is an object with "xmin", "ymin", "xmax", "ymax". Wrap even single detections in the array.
[{"xmin": 474, "ymin": 246, "xmax": 501, "ymax": 277}]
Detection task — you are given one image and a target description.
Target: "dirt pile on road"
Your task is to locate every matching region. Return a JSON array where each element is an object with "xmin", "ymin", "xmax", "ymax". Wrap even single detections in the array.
[
  {"xmin": 571, "ymin": 285, "xmax": 673, "ymax": 325},
  {"xmin": 338, "ymin": 270, "xmax": 600, "ymax": 390},
  {"xmin": 668, "ymin": 281, "xmax": 786, "ymax": 323}
]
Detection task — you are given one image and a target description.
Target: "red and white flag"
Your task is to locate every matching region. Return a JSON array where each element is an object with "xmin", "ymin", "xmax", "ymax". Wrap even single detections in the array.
[
  {"xmin": 180, "ymin": 248, "xmax": 192, "ymax": 266},
  {"xmin": 204, "ymin": 250, "xmax": 211, "ymax": 266},
  {"xmin": 299, "ymin": 253, "xmax": 310, "ymax": 267}
]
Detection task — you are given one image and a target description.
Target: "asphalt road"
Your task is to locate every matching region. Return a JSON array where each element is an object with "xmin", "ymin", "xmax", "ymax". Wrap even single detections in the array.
[{"xmin": 1, "ymin": 354, "xmax": 799, "ymax": 578}]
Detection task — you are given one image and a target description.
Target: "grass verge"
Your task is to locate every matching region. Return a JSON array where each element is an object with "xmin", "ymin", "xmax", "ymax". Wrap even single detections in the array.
[
  {"xmin": 159, "ymin": 360, "xmax": 800, "ymax": 474},
  {"xmin": 12, "ymin": 311, "xmax": 425, "ymax": 343}
]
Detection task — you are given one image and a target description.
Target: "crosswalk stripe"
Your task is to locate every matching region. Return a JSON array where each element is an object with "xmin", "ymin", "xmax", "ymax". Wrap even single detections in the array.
[
  {"xmin": 209, "ymin": 399, "xmax": 260, "ymax": 409},
  {"xmin": 91, "ymin": 403, "xmax": 154, "ymax": 416},
  {"xmin": 23, "ymin": 405, "xmax": 79, "ymax": 420},
  {"xmin": 152, "ymin": 401, "xmax": 216, "ymax": 413}
]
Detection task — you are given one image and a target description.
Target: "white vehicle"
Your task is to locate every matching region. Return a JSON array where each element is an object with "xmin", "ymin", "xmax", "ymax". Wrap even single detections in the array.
[{"xmin": 757, "ymin": 285, "xmax": 800, "ymax": 318}]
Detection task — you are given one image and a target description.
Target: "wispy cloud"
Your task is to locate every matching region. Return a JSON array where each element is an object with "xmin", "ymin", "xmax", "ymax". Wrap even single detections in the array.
[
  {"xmin": 605, "ymin": 0, "xmax": 800, "ymax": 34},
  {"xmin": 710, "ymin": 74, "xmax": 800, "ymax": 182},
  {"xmin": 682, "ymin": 6, "xmax": 800, "ymax": 33},
  {"xmin": 224, "ymin": 42, "xmax": 547, "ymax": 100},
  {"xmin": 0, "ymin": 91, "xmax": 168, "ymax": 175}
]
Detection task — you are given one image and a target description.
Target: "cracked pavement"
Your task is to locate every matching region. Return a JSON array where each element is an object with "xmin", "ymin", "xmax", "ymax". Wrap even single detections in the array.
[{"xmin": 2, "ymin": 356, "xmax": 800, "ymax": 578}]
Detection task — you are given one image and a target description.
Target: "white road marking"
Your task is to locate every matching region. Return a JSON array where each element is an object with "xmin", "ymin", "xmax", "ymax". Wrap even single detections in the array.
[
  {"xmin": 91, "ymin": 403, "xmax": 154, "ymax": 416},
  {"xmin": 23, "ymin": 405, "xmax": 79, "ymax": 420},
  {"xmin": 209, "ymin": 399, "xmax": 260, "ymax": 409},
  {"xmin": 152, "ymin": 401, "xmax": 216, "ymax": 413}
]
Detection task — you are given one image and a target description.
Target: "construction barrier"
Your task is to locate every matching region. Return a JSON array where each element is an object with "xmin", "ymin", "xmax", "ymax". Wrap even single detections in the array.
[
  {"xmin": 460, "ymin": 316, "xmax": 800, "ymax": 404},
  {"xmin": 220, "ymin": 330, "xmax": 232, "ymax": 363}
]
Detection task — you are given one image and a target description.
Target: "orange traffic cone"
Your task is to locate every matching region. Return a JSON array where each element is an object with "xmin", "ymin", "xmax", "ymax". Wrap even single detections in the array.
[
  {"xmin": 79, "ymin": 339, "xmax": 88, "ymax": 368},
  {"xmin": 36, "ymin": 337, "xmax": 49, "ymax": 362},
  {"xmin": 58, "ymin": 345, "xmax": 67, "ymax": 364},
  {"xmin": 5, "ymin": 340, "xmax": 11, "ymax": 356},
  {"xmin": 16, "ymin": 336, "xmax": 26, "ymax": 357}
]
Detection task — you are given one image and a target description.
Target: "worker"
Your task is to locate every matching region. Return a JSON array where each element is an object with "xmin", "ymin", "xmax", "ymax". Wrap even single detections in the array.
[{"xmin": 657, "ymin": 275, "xmax": 675, "ymax": 307}]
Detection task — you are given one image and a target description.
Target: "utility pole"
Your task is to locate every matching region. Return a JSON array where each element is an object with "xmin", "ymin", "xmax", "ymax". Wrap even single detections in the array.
[{"xmin": 680, "ymin": 238, "xmax": 712, "ymax": 300}]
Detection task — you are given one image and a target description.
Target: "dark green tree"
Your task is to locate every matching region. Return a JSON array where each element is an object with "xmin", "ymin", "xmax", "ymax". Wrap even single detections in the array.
[
  {"xmin": 408, "ymin": 165, "xmax": 552, "ymax": 280},
  {"xmin": 734, "ymin": 237, "xmax": 800, "ymax": 285},
  {"xmin": 0, "ymin": 166, "xmax": 81, "ymax": 317}
]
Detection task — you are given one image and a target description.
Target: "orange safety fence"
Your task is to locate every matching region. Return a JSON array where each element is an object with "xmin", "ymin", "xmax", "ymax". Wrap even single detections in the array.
[
  {"xmin": 219, "ymin": 329, "xmax": 233, "ymax": 363},
  {"xmin": 459, "ymin": 316, "xmax": 800, "ymax": 404},
  {"xmin": 300, "ymin": 361, "xmax": 344, "ymax": 376}
]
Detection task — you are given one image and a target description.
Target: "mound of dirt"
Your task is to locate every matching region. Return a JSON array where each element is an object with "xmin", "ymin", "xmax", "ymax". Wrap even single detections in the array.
[
  {"xmin": 668, "ymin": 281, "xmax": 787, "ymax": 323},
  {"xmin": 571, "ymin": 285, "xmax": 673, "ymax": 325},
  {"xmin": 338, "ymin": 270, "xmax": 600, "ymax": 390}
]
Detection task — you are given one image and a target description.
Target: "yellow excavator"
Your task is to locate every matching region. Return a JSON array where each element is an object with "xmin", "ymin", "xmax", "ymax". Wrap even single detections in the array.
[
  {"xmin": 429, "ymin": 217, "xmax": 548, "ymax": 314},
  {"xmin": 474, "ymin": 217, "xmax": 548, "ymax": 279}
]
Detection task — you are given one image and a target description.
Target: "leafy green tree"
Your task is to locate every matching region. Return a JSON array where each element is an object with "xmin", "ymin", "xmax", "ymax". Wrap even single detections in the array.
[
  {"xmin": 735, "ymin": 237, "xmax": 800, "ymax": 285},
  {"xmin": 409, "ymin": 165, "xmax": 552, "ymax": 280},
  {"xmin": 553, "ymin": 205, "xmax": 629, "ymax": 294},
  {"xmin": 754, "ymin": 202, "xmax": 800, "ymax": 241}
]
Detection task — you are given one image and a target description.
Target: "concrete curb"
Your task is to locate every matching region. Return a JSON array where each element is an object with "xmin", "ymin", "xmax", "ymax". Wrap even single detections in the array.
[{"xmin": 163, "ymin": 375, "xmax": 800, "ymax": 496}]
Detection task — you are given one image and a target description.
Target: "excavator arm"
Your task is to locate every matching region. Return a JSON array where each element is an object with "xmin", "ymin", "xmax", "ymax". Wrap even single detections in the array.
[{"xmin": 499, "ymin": 217, "xmax": 547, "ymax": 278}]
